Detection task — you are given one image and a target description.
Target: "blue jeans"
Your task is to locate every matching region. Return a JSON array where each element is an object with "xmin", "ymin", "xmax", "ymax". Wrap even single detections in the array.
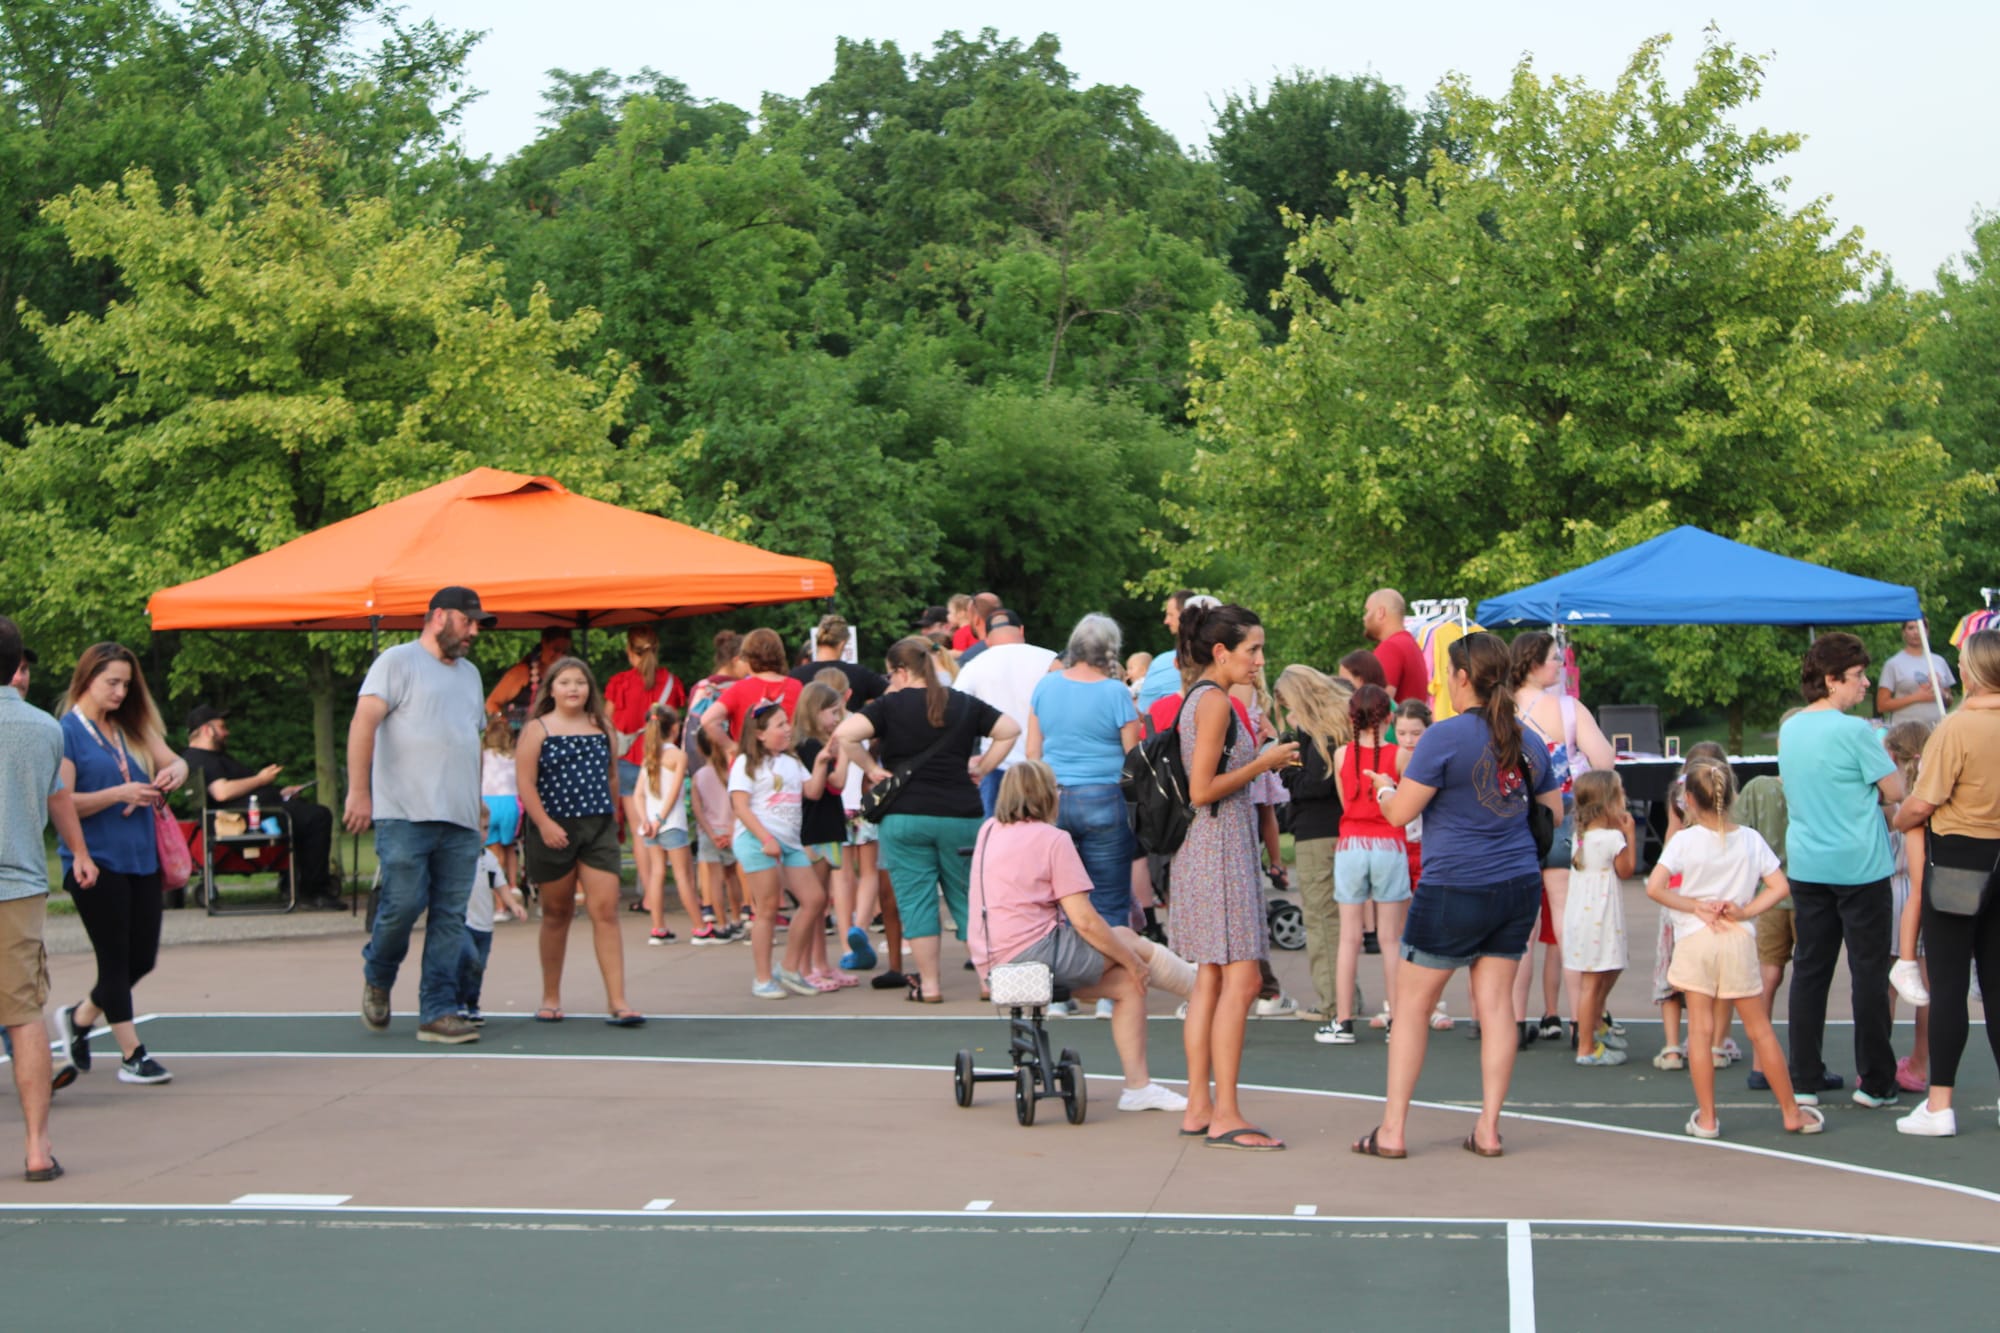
[
  {"xmin": 457, "ymin": 927, "xmax": 492, "ymax": 1011},
  {"xmin": 364, "ymin": 819, "xmax": 481, "ymax": 1022},
  {"xmin": 1056, "ymin": 783, "xmax": 1136, "ymax": 927},
  {"xmin": 979, "ymin": 768, "xmax": 1004, "ymax": 819}
]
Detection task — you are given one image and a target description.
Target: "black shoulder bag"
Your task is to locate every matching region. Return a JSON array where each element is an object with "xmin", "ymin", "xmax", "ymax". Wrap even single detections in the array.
[
  {"xmin": 1520, "ymin": 753, "xmax": 1555, "ymax": 863},
  {"xmin": 1924, "ymin": 817, "xmax": 2000, "ymax": 917}
]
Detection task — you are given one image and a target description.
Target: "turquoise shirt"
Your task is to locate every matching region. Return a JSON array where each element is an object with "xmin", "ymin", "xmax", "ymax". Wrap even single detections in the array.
[{"xmin": 1777, "ymin": 710, "xmax": 1895, "ymax": 885}]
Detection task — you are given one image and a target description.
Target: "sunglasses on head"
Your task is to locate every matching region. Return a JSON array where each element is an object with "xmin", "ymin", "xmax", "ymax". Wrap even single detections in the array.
[{"xmin": 751, "ymin": 700, "xmax": 785, "ymax": 721}]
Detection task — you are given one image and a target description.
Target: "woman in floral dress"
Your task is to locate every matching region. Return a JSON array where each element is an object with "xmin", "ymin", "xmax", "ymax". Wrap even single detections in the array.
[{"xmin": 1171, "ymin": 602, "xmax": 1299, "ymax": 1150}]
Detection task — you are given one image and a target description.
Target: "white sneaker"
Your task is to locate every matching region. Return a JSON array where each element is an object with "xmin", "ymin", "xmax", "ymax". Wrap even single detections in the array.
[
  {"xmin": 1095, "ymin": 998, "xmax": 1114, "ymax": 1020},
  {"xmin": 1045, "ymin": 1000, "xmax": 1077, "ymax": 1018},
  {"xmin": 1117, "ymin": 1082, "xmax": 1189, "ymax": 1113},
  {"xmin": 1896, "ymin": 1103, "xmax": 1956, "ymax": 1137},
  {"xmin": 1173, "ymin": 1001, "xmax": 1188, "ymax": 1020},
  {"xmin": 1251, "ymin": 995, "xmax": 1298, "ymax": 1019},
  {"xmin": 1890, "ymin": 959, "xmax": 1931, "ymax": 1007}
]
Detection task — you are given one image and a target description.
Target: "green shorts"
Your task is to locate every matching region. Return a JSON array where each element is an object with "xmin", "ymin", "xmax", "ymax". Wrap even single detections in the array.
[{"xmin": 523, "ymin": 813, "xmax": 622, "ymax": 882}]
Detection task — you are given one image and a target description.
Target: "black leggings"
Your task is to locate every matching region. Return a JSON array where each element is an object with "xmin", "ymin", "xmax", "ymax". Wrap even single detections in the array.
[
  {"xmin": 1921, "ymin": 834, "xmax": 2000, "ymax": 1091},
  {"xmin": 66, "ymin": 866, "xmax": 164, "ymax": 1025}
]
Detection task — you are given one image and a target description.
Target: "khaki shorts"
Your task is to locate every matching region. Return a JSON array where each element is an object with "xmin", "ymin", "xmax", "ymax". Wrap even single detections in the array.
[
  {"xmin": 1755, "ymin": 907, "xmax": 1795, "ymax": 968},
  {"xmin": 1667, "ymin": 924, "xmax": 1763, "ymax": 1000},
  {"xmin": 0, "ymin": 894, "xmax": 51, "ymax": 1029},
  {"xmin": 523, "ymin": 814, "xmax": 623, "ymax": 883}
]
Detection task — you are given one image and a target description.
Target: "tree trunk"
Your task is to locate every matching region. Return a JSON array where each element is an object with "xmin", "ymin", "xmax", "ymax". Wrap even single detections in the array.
[
  {"xmin": 1727, "ymin": 699, "xmax": 1745, "ymax": 756},
  {"xmin": 308, "ymin": 646, "xmax": 343, "ymax": 881}
]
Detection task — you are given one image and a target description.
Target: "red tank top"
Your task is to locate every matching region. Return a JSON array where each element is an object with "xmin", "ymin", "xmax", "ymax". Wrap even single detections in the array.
[{"xmin": 1337, "ymin": 740, "xmax": 1402, "ymax": 842}]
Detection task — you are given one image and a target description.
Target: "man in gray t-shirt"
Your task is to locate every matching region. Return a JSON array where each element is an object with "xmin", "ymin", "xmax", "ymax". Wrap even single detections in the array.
[
  {"xmin": 346, "ymin": 587, "xmax": 494, "ymax": 1044},
  {"xmin": 1876, "ymin": 619, "xmax": 1957, "ymax": 728}
]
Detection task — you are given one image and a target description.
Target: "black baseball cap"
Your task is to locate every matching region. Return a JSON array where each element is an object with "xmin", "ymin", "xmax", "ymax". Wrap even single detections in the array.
[
  {"xmin": 987, "ymin": 608, "xmax": 1023, "ymax": 632},
  {"xmin": 916, "ymin": 605, "xmax": 950, "ymax": 631},
  {"xmin": 429, "ymin": 586, "xmax": 497, "ymax": 627},
  {"xmin": 185, "ymin": 703, "xmax": 228, "ymax": 732}
]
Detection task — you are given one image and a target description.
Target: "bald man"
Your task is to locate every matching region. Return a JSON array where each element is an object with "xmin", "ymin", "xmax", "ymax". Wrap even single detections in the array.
[{"xmin": 1363, "ymin": 589, "xmax": 1428, "ymax": 703}]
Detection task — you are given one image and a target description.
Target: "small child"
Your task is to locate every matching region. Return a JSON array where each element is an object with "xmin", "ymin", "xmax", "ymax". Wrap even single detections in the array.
[
  {"xmin": 1883, "ymin": 720, "xmax": 1932, "ymax": 1092},
  {"xmin": 635, "ymin": 704, "xmax": 704, "ymax": 946},
  {"xmin": 793, "ymin": 681, "xmax": 857, "ymax": 989},
  {"xmin": 1394, "ymin": 700, "xmax": 1451, "ymax": 1031},
  {"xmin": 1652, "ymin": 741, "xmax": 1734, "ymax": 1070},
  {"xmin": 691, "ymin": 726, "xmax": 745, "ymax": 940},
  {"xmin": 1566, "ymin": 771, "xmax": 1637, "ymax": 1065},
  {"xmin": 1647, "ymin": 758, "xmax": 1824, "ymax": 1138},
  {"xmin": 457, "ymin": 825, "xmax": 505, "ymax": 1024},
  {"xmin": 480, "ymin": 714, "xmax": 521, "ymax": 895},
  {"xmin": 729, "ymin": 701, "xmax": 830, "ymax": 999},
  {"xmin": 1125, "ymin": 652, "xmax": 1153, "ymax": 701}
]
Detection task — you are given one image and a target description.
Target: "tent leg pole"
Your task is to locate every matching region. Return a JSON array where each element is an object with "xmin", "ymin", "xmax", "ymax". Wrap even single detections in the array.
[
  {"xmin": 370, "ymin": 615, "xmax": 380, "ymax": 657},
  {"xmin": 1918, "ymin": 618, "xmax": 1947, "ymax": 715}
]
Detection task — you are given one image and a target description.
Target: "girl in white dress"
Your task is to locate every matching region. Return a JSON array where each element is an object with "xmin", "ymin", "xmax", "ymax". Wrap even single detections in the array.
[{"xmin": 1564, "ymin": 770, "xmax": 1637, "ymax": 1066}]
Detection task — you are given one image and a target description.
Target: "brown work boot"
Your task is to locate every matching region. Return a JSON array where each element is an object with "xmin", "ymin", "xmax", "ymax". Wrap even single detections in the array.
[
  {"xmin": 361, "ymin": 983, "xmax": 391, "ymax": 1031},
  {"xmin": 416, "ymin": 1015, "xmax": 479, "ymax": 1045}
]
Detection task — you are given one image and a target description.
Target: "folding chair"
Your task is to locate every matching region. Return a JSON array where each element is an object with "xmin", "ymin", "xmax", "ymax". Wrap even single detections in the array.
[{"xmin": 192, "ymin": 782, "xmax": 297, "ymax": 915}]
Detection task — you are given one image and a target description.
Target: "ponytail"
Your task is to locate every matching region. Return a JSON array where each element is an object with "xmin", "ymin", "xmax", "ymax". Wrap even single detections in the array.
[
  {"xmin": 886, "ymin": 636, "xmax": 949, "ymax": 727},
  {"xmin": 1449, "ymin": 632, "xmax": 1522, "ymax": 770},
  {"xmin": 641, "ymin": 704, "xmax": 678, "ymax": 790},
  {"xmin": 628, "ymin": 627, "xmax": 662, "ymax": 692}
]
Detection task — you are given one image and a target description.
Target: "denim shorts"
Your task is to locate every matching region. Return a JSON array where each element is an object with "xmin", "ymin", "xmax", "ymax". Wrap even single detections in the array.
[
  {"xmin": 696, "ymin": 828, "xmax": 736, "ymax": 866},
  {"xmin": 1334, "ymin": 840, "xmax": 1412, "ymax": 905},
  {"xmin": 617, "ymin": 759, "xmax": 642, "ymax": 799},
  {"xmin": 645, "ymin": 825, "xmax": 690, "ymax": 851},
  {"xmin": 1399, "ymin": 871, "xmax": 1544, "ymax": 970},
  {"xmin": 732, "ymin": 830, "xmax": 810, "ymax": 873},
  {"xmin": 1543, "ymin": 808, "xmax": 1575, "ymax": 870}
]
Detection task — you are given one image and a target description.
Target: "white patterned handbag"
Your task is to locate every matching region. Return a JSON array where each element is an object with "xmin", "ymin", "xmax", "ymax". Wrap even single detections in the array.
[
  {"xmin": 987, "ymin": 959, "xmax": 1054, "ymax": 1008},
  {"xmin": 977, "ymin": 829, "xmax": 1055, "ymax": 1009}
]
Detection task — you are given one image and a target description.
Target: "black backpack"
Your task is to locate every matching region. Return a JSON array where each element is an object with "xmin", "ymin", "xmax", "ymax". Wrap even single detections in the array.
[{"xmin": 1121, "ymin": 682, "xmax": 1240, "ymax": 856}]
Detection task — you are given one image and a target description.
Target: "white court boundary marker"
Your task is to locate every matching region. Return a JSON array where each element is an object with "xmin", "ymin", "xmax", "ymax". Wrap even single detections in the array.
[
  {"xmin": 132, "ymin": 1010, "xmax": 1974, "ymax": 1026},
  {"xmin": 0, "ymin": 1203, "xmax": 1996, "ymax": 1259},
  {"xmin": 120, "ymin": 1042, "xmax": 2000, "ymax": 1211}
]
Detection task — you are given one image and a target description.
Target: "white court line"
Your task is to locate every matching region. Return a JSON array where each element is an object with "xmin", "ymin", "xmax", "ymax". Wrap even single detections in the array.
[
  {"xmin": 0, "ymin": 1204, "xmax": 1995, "ymax": 1256},
  {"xmin": 1293, "ymin": 1204, "xmax": 1318, "ymax": 1217},
  {"xmin": 134, "ymin": 1010, "xmax": 1973, "ymax": 1025},
  {"xmin": 230, "ymin": 1193, "xmax": 350, "ymax": 1207},
  {"xmin": 0, "ymin": 1014, "xmax": 157, "ymax": 1068},
  {"xmin": 130, "ymin": 1049, "xmax": 2000, "ymax": 1209},
  {"xmin": 965, "ymin": 1200, "xmax": 993, "ymax": 1212},
  {"xmin": 642, "ymin": 1199, "xmax": 675, "ymax": 1211},
  {"xmin": 1507, "ymin": 1220, "xmax": 1537, "ymax": 1333}
]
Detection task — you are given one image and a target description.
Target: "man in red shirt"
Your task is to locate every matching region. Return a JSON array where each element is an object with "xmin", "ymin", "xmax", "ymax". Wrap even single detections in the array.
[{"xmin": 1363, "ymin": 589, "xmax": 1429, "ymax": 704}]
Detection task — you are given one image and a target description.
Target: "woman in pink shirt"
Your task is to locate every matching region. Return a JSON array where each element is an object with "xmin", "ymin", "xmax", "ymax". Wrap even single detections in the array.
[{"xmin": 969, "ymin": 761, "xmax": 1196, "ymax": 1114}]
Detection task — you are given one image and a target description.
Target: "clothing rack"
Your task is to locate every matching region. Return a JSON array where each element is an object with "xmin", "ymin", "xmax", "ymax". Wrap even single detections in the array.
[{"xmin": 1409, "ymin": 598, "xmax": 1471, "ymax": 631}]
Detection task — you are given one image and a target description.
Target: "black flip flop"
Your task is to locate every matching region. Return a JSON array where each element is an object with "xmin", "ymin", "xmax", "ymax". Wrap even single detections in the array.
[
  {"xmin": 1205, "ymin": 1127, "xmax": 1284, "ymax": 1151},
  {"xmin": 1462, "ymin": 1131, "xmax": 1503, "ymax": 1158},
  {"xmin": 870, "ymin": 970, "xmax": 910, "ymax": 991},
  {"xmin": 1351, "ymin": 1127, "xmax": 1406, "ymax": 1159},
  {"xmin": 24, "ymin": 1158, "xmax": 63, "ymax": 1183},
  {"xmin": 605, "ymin": 1012, "xmax": 646, "ymax": 1028},
  {"xmin": 1178, "ymin": 1125, "xmax": 1211, "ymax": 1137}
]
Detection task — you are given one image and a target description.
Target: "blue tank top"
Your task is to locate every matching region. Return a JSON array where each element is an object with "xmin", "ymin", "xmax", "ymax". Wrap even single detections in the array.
[{"xmin": 535, "ymin": 730, "xmax": 614, "ymax": 818}]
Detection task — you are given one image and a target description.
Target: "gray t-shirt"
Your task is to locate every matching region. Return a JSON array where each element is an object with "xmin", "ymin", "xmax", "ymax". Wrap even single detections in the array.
[
  {"xmin": 360, "ymin": 641, "xmax": 484, "ymax": 829},
  {"xmin": 0, "ymin": 687, "xmax": 65, "ymax": 902},
  {"xmin": 1879, "ymin": 649, "xmax": 1956, "ymax": 728}
]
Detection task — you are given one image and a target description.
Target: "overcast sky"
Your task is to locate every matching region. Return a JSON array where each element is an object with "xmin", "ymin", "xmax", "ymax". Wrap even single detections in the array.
[{"xmin": 393, "ymin": 1, "xmax": 1995, "ymax": 289}]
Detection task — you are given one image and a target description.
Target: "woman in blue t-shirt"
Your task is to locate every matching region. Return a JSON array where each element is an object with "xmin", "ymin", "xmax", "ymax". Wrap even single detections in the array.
[
  {"xmin": 1028, "ymin": 614, "xmax": 1143, "ymax": 928},
  {"xmin": 53, "ymin": 643, "xmax": 190, "ymax": 1088},
  {"xmin": 1351, "ymin": 631, "xmax": 1561, "ymax": 1159}
]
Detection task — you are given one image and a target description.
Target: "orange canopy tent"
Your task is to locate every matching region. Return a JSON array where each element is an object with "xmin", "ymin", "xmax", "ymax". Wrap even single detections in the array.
[{"xmin": 147, "ymin": 468, "xmax": 837, "ymax": 632}]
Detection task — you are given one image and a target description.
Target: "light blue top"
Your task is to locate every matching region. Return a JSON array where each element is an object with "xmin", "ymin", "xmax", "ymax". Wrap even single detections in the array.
[
  {"xmin": 1031, "ymin": 674, "xmax": 1139, "ymax": 788},
  {"xmin": 1136, "ymin": 651, "xmax": 1182, "ymax": 711},
  {"xmin": 0, "ymin": 687, "xmax": 65, "ymax": 900},
  {"xmin": 1777, "ymin": 709, "xmax": 1896, "ymax": 885}
]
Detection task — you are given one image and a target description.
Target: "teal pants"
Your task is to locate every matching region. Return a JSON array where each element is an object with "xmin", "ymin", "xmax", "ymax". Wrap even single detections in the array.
[{"xmin": 879, "ymin": 812, "xmax": 983, "ymax": 941}]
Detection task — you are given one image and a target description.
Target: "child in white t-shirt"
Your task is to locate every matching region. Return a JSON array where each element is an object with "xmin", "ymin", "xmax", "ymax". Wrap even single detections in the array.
[
  {"xmin": 1647, "ymin": 758, "xmax": 1823, "ymax": 1140},
  {"xmin": 457, "ymin": 842, "xmax": 509, "ymax": 1023},
  {"xmin": 727, "ymin": 702, "xmax": 828, "ymax": 1000}
]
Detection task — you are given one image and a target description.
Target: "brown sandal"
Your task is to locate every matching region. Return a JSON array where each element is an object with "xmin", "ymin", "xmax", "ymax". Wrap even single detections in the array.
[
  {"xmin": 1351, "ymin": 1127, "xmax": 1406, "ymax": 1159},
  {"xmin": 1462, "ymin": 1130, "xmax": 1503, "ymax": 1158}
]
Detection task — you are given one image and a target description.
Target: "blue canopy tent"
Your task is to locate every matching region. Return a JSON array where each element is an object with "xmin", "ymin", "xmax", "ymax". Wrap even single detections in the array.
[{"xmin": 1477, "ymin": 525, "xmax": 1939, "ymax": 709}]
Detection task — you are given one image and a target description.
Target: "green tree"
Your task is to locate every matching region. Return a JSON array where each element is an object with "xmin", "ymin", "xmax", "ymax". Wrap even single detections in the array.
[
  {"xmin": 1922, "ymin": 213, "xmax": 2000, "ymax": 614},
  {"xmin": 1164, "ymin": 35, "xmax": 1972, "ymax": 716},
  {"xmin": 0, "ymin": 143, "xmax": 645, "ymax": 813},
  {"xmin": 1208, "ymin": 70, "xmax": 1431, "ymax": 321},
  {"xmin": 0, "ymin": 0, "xmax": 478, "ymax": 442}
]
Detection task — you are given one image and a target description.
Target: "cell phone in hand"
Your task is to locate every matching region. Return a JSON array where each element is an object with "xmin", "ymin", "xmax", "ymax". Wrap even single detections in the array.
[{"xmin": 291, "ymin": 780, "xmax": 316, "ymax": 796}]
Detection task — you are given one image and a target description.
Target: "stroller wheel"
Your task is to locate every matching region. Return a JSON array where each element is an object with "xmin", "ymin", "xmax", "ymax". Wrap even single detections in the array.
[
  {"xmin": 1268, "ymin": 901, "xmax": 1307, "ymax": 951},
  {"xmin": 954, "ymin": 1050, "xmax": 975, "ymax": 1107},
  {"xmin": 1014, "ymin": 1064, "xmax": 1038, "ymax": 1126},
  {"xmin": 1059, "ymin": 1058, "xmax": 1088, "ymax": 1125},
  {"xmin": 1059, "ymin": 1048, "xmax": 1080, "ymax": 1069}
]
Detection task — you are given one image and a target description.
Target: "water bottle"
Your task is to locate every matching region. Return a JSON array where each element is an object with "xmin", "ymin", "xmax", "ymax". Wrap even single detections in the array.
[{"xmin": 246, "ymin": 794, "xmax": 260, "ymax": 831}]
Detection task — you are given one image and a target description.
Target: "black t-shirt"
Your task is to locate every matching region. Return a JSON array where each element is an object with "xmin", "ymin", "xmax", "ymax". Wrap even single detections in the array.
[
  {"xmin": 789, "ymin": 658, "xmax": 888, "ymax": 710},
  {"xmin": 793, "ymin": 739, "xmax": 850, "ymax": 846},
  {"xmin": 860, "ymin": 688, "xmax": 1002, "ymax": 820},
  {"xmin": 1278, "ymin": 736, "xmax": 1344, "ymax": 842},
  {"xmin": 185, "ymin": 746, "xmax": 283, "ymax": 809}
]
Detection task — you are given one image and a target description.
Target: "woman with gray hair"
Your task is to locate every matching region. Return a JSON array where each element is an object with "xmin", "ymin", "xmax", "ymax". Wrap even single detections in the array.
[{"xmin": 1028, "ymin": 614, "xmax": 1144, "ymax": 936}]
